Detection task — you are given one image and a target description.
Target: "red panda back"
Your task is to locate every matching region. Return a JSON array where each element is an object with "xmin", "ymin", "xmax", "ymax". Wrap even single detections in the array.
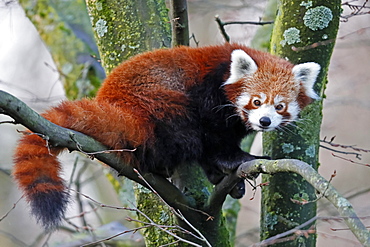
[{"xmin": 96, "ymin": 43, "xmax": 293, "ymax": 103}]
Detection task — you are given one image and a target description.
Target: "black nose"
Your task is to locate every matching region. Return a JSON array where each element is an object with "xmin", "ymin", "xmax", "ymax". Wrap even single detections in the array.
[{"xmin": 259, "ymin": 117, "xmax": 271, "ymax": 127}]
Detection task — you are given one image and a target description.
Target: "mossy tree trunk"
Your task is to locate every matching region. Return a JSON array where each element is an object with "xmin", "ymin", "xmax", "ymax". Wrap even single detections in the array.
[
  {"xmin": 85, "ymin": 0, "xmax": 171, "ymax": 73},
  {"xmin": 261, "ymin": 1, "xmax": 341, "ymax": 246},
  {"xmin": 85, "ymin": 1, "xmax": 232, "ymax": 246},
  {"xmin": 85, "ymin": 1, "xmax": 177, "ymax": 245}
]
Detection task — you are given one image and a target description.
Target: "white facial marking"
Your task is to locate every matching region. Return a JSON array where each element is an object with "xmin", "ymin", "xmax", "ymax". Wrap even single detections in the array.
[
  {"xmin": 224, "ymin": 49, "xmax": 258, "ymax": 85},
  {"xmin": 248, "ymin": 105, "xmax": 282, "ymax": 131},
  {"xmin": 287, "ymin": 101, "xmax": 300, "ymax": 121},
  {"xmin": 258, "ymin": 93, "xmax": 267, "ymax": 103},
  {"xmin": 235, "ymin": 92, "xmax": 250, "ymax": 119},
  {"xmin": 292, "ymin": 62, "xmax": 321, "ymax": 99},
  {"xmin": 274, "ymin": 95, "xmax": 284, "ymax": 104}
]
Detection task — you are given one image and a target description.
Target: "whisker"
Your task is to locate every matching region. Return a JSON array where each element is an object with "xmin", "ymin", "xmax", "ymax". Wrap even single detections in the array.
[
  {"xmin": 213, "ymin": 103, "xmax": 235, "ymax": 113},
  {"xmin": 277, "ymin": 125, "xmax": 296, "ymax": 135},
  {"xmin": 226, "ymin": 113, "xmax": 240, "ymax": 121}
]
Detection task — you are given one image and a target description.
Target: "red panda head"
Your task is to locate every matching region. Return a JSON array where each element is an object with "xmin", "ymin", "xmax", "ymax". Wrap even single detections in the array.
[{"xmin": 223, "ymin": 49, "xmax": 320, "ymax": 131}]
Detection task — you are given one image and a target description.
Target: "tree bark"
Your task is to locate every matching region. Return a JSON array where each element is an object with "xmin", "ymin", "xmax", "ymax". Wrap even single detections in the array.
[
  {"xmin": 239, "ymin": 159, "xmax": 370, "ymax": 246},
  {"xmin": 84, "ymin": 1, "xmax": 233, "ymax": 246},
  {"xmin": 85, "ymin": 0, "xmax": 171, "ymax": 73},
  {"xmin": 261, "ymin": 0, "xmax": 341, "ymax": 246},
  {"xmin": 84, "ymin": 1, "xmax": 178, "ymax": 245},
  {"xmin": 170, "ymin": 0, "xmax": 189, "ymax": 47}
]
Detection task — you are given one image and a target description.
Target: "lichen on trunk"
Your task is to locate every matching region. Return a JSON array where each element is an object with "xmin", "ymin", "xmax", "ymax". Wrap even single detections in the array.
[
  {"xmin": 261, "ymin": 0, "xmax": 341, "ymax": 246},
  {"xmin": 85, "ymin": 0, "xmax": 171, "ymax": 73}
]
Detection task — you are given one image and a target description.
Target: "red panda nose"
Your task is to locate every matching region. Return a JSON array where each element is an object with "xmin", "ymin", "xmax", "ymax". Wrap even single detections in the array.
[{"xmin": 259, "ymin": 117, "xmax": 271, "ymax": 127}]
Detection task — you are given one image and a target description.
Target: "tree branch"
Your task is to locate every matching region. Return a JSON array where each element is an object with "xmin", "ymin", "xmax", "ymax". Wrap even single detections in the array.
[
  {"xmin": 207, "ymin": 172, "xmax": 240, "ymax": 214},
  {"xmin": 215, "ymin": 15, "xmax": 274, "ymax": 43},
  {"xmin": 0, "ymin": 90, "xmax": 190, "ymax": 213},
  {"xmin": 5, "ymin": 88, "xmax": 368, "ymax": 245},
  {"xmin": 237, "ymin": 159, "xmax": 370, "ymax": 246}
]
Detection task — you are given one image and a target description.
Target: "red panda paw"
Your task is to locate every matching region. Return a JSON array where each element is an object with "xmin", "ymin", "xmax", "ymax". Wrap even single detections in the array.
[{"xmin": 229, "ymin": 179, "xmax": 245, "ymax": 199}]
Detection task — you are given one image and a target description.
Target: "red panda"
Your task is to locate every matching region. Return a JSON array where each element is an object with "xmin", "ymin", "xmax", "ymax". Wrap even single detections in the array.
[{"xmin": 13, "ymin": 43, "xmax": 320, "ymax": 230}]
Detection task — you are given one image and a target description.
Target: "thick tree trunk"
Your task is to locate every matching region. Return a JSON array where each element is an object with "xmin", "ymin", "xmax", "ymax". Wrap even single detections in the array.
[
  {"xmin": 85, "ymin": 0, "xmax": 171, "ymax": 73},
  {"xmin": 261, "ymin": 1, "xmax": 341, "ymax": 246},
  {"xmin": 85, "ymin": 1, "xmax": 232, "ymax": 246},
  {"xmin": 85, "ymin": 1, "xmax": 177, "ymax": 245}
]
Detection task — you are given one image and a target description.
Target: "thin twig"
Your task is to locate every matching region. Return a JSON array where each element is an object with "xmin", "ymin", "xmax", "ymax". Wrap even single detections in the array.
[
  {"xmin": 331, "ymin": 153, "xmax": 370, "ymax": 167},
  {"xmin": 0, "ymin": 196, "xmax": 23, "ymax": 222},
  {"xmin": 341, "ymin": 0, "xmax": 370, "ymax": 21},
  {"xmin": 71, "ymin": 189, "xmax": 203, "ymax": 247},
  {"xmin": 320, "ymin": 144, "xmax": 361, "ymax": 159},
  {"xmin": 252, "ymin": 216, "xmax": 317, "ymax": 246},
  {"xmin": 81, "ymin": 225, "xmax": 149, "ymax": 247},
  {"xmin": 321, "ymin": 136, "xmax": 370, "ymax": 154},
  {"xmin": 69, "ymin": 132, "xmax": 136, "ymax": 159},
  {"xmin": 215, "ymin": 15, "xmax": 273, "ymax": 42}
]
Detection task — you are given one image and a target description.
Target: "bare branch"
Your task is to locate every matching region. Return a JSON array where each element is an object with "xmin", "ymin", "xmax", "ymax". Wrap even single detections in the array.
[
  {"xmin": 321, "ymin": 136, "xmax": 370, "ymax": 157},
  {"xmin": 0, "ymin": 196, "xmax": 23, "ymax": 222},
  {"xmin": 207, "ymin": 172, "xmax": 240, "ymax": 214},
  {"xmin": 71, "ymin": 189, "xmax": 203, "ymax": 247},
  {"xmin": 215, "ymin": 15, "xmax": 273, "ymax": 43},
  {"xmin": 238, "ymin": 159, "xmax": 370, "ymax": 246},
  {"xmin": 253, "ymin": 215, "xmax": 370, "ymax": 246},
  {"xmin": 341, "ymin": 0, "xmax": 370, "ymax": 21},
  {"xmin": 215, "ymin": 15, "xmax": 230, "ymax": 42},
  {"xmin": 331, "ymin": 153, "xmax": 370, "ymax": 167}
]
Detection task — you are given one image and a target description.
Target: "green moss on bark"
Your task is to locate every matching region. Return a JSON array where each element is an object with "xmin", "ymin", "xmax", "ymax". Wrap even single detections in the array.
[
  {"xmin": 20, "ymin": 0, "xmax": 95, "ymax": 99},
  {"xmin": 261, "ymin": 0, "xmax": 341, "ymax": 246},
  {"xmin": 85, "ymin": 0, "xmax": 171, "ymax": 73}
]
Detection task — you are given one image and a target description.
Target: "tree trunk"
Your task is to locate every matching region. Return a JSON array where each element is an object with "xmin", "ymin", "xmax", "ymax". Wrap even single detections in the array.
[
  {"xmin": 85, "ymin": 0, "xmax": 171, "ymax": 73},
  {"xmin": 261, "ymin": 0, "xmax": 341, "ymax": 246},
  {"xmin": 85, "ymin": 0, "xmax": 177, "ymax": 245},
  {"xmin": 85, "ymin": 1, "xmax": 233, "ymax": 246},
  {"xmin": 169, "ymin": 0, "xmax": 189, "ymax": 47}
]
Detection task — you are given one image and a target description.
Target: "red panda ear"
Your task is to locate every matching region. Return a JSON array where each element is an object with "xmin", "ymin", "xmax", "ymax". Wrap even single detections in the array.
[
  {"xmin": 292, "ymin": 62, "xmax": 321, "ymax": 100},
  {"xmin": 224, "ymin": 49, "xmax": 258, "ymax": 85}
]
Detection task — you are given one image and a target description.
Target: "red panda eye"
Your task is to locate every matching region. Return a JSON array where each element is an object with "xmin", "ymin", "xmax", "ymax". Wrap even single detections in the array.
[
  {"xmin": 275, "ymin": 104, "xmax": 284, "ymax": 111},
  {"xmin": 253, "ymin": 99, "xmax": 261, "ymax": 107}
]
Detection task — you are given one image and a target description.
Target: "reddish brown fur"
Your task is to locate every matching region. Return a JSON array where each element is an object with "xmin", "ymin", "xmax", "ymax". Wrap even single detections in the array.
[
  {"xmin": 13, "ymin": 134, "xmax": 64, "ymax": 195},
  {"xmin": 13, "ymin": 43, "xmax": 297, "ymax": 198},
  {"xmin": 13, "ymin": 43, "xmax": 314, "ymax": 228},
  {"xmin": 13, "ymin": 100, "xmax": 154, "ymax": 200}
]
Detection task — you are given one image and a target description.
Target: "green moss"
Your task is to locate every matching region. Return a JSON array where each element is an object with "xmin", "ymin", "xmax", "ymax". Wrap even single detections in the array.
[
  {"xmin": 86, "ymin": 0, "xmax": 171, "ymax": 73},
  {"xmin": 262, "ymin": 2, "xmax": 341, "ymax": 244},
  {"xmin": 96, "ymin": 1, "xmax": 103, "ymax": 11},
  {"xmin": 20, "ymin": 0, "xmax": 104, "ymax": 99},
  {"xmin": 135, "ymin": 191, "xmax": 177, "ymax": 246}
]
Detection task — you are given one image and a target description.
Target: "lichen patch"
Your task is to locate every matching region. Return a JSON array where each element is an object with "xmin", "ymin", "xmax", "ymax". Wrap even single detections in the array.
[{"xmin": 303, "ymin": 6, "xmax": 333, "ymax": 31}]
